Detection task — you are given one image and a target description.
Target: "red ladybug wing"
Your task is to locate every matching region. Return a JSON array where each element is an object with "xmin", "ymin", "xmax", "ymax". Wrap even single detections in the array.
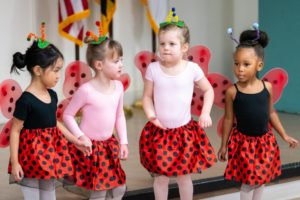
[
  {"xmin": 63, "ymin": 61, "xmax": 92, "ymax": 98},
  {"xmin": 56, "ymin": 97, "xmax": 71, "ymax": 122},
  {"xmin": 186, "ymin": 45, "xmax": 211, "ymax": 75},
  {"xmin": 0, "ymin": 79, "xmax": 22, "ymax": 119},
  {"xmin": 191, "ymin": 86, "xmax": 204, "ymax": 117},
  {"xmin": 0, "ymin": 119, "xmax": 13, "ymax": 148},
  {"xmin": 262, "ymin": 68, "xmax": 288, "ymax": 104},
  {"xmin": 207, "ymin": 73, "xmax": 233, "ymax": 108},
  {"xmin": 134, "ymin": 51, "xmax": 158, "ymax": 79},
  {"xmin": 116, "ymin": 73, "xmax": 131, "ymax": 91}
]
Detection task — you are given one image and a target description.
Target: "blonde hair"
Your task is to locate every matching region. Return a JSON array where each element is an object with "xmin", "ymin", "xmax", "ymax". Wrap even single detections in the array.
[
  {"xmin": 158, "ymin": 23, "xmax": 190, "ymax": 44},
  {"xmin": 84, "ymin": 36, "xmax": 123, "ymax": 68}
]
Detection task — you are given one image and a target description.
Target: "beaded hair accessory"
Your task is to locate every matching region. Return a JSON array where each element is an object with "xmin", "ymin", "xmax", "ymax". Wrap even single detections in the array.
[
  {"xmin": 27, "ymin": 22, "xmax": 50, "ymax": 49},
  {"xmin": 159, "ymin": 7, "xmax": 185, "ymax": 28},
  {"xmin": 85, "ymin": 21, "xmax": 108, "ymax": 45},
  {"xmin": 227, "ymin": 22, "xmax": 260, "ymax": 44}
]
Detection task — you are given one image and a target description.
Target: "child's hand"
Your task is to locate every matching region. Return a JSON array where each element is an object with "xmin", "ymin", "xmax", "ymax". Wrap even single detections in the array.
[
  {"xmin": 283, "ymin": 135, "xmax": 299, "ymax": 148},
  {"xmin": 76, "ymin": 135, "xmax": 92, "ymax": 156},
  {"xmin": 78, "ymin": 135, "xmax": 92, "ymax": 147},
  {"xmin": 151, "ymin": 118, "xmax": 166, "ymax": 130},
  {"xmin": 120, "ymin": 144, "xmax": 129, "ymax": 160},
  {"xmin": 11, "ymin": 162, "xmax": 24, "ymax": 182},
  {"xmin": 199, "ymin": 114, "xmax": 212, "ymax": 128},
  {"xmin": 218, "ymin": 146, "xmax": 227, "ymax": 162},
  {"xmin": 75, "ymin": 144, "xmax": 92, "ymax": 156}
]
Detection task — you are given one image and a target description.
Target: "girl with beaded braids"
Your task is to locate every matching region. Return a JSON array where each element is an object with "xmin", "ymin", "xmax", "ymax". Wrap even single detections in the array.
[
  {"xmin": 63, "ymin": 21, "xmax": 128, "ymax": 200},
  {"xmin": 218, "ymin": 24, "xmax": 298, "ymax": 200},
  {"xmin": 8, "ymin": 23, "xmax": 90, "ymax": 200},
  {"xmin": 139, "ymin": 8, "xmax": 216, "ymax": 200}
]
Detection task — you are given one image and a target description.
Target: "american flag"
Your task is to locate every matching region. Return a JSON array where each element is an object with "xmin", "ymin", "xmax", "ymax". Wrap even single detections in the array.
[{"xmin": 58, "ymin": 0, "xmax": 90, "ymax": 46}]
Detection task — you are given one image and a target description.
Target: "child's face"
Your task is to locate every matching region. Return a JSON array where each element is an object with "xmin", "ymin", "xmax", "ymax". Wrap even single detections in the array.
[
  {"xmin": 158, "ymin": 29, "xmax": 188, "ymax": 65},
  {"xmin": 233, "ymin": 48, "xmax": 263, "ymax": 82},
  {"xmin": 40, "ymin": 57, "xmax": 64, "ymax": 88},
  {"xmin": 101, "ymin": 51, "xmax": 123, "ymax": 80}
]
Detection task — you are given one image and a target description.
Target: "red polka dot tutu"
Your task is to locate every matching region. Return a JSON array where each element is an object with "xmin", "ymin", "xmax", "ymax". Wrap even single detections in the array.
[
  {"xmin": 8, "ymin": 127, "xmax": 74, "ymax": 180},
  {"xmin": 139, "ymin": 119, "xmax": 217, "ymax": 176},
  {"xmin": 67, "ymin": 135, "xmax": 126, "ymax": 191},
  {"xmin": 224, "ymin": 128, "xmax": 281, "ymax": 185}
]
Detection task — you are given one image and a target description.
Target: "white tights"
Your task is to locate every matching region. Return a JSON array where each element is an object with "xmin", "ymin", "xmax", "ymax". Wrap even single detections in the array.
[
  {"xmin": 21, "ymin": 178, "xmax": 56, "ymax": 200},
  {"xmin": 240, "ymin": 184, "xmax": 265, "ymax": 200},
  {"xmin": 89, "ymin": 184, "xmax": 126, "ymax": 200},
  {"xmin": 153, "ymin": 175, "xmax": 193, "ymax": 200}
]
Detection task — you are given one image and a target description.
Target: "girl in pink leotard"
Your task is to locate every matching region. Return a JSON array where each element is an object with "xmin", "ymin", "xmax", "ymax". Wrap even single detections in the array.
[{"xmin": 63, "ymin": 24, "xmax": 128, "ymax": 200}]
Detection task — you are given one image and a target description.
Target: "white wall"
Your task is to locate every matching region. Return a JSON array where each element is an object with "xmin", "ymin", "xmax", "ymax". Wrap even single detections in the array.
[
  {"xmin": 113, "ymin": 0, "xmax": 152, "ymax": 104},
  {"xmin": 0, "ymin": 0, "xmax": 257, "ymax": 123},
  {"xmin": 0, "ymin": 0, "xmax": 34, "ymax": 123},
  {"xmin": 173, "ymin": 0, "xmax": 234, "ymax": 78}
]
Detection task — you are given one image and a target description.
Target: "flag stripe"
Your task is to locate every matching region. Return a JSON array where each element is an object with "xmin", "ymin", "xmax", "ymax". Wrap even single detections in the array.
[
  {"xmin": 63, "ymin": 24, "xmax": 72, "ymax": 33},
  {"xmin": 78, "ymin": 26, "xmax": 84, "ymax": 40},
  {"xmin": 71, "ymin": 0, "xmax": 83, "ymax": 14},
  {"xmin": 58, "ymin": 2, "xmax": 62, "ymax": 22},
  {"xmin": 82, "ymin": 0, "xmax": 88, "ymax": 9},
  {"xmin": 64, "ymin": 0, "xmax": 74, "ymax": 16},
  {"xmin": 58, "ymin": 0, "xmax": 90, "ymax": 46},
  {"xmin": 59, "ymin": 0, "xmax": 67, "ymax": 21}
]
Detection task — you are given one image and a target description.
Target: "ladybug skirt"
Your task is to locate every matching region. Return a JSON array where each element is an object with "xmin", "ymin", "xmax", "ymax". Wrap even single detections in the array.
[
  {"xmin": 65, "ymin": 135, "xmax": 126, "ymax": 193},
  {"xmin": 139, "ymin": 120, "xmax": 217, "ymax": 177},
  {"xmin": 8, "ymin": 127, "xmax": 73, "ymax": 189},
  {"xmin": 224, "ymin": 128, "xmax": 281, "ymax": 185}
]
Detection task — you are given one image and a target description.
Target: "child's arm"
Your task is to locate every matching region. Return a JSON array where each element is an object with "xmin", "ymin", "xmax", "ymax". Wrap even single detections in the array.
[
  {"xmin": 195, "ymin": 77, "xmax": 214, "ymax": 128},
  {"xmin": 142, "ymin": 79, "xmax": 166, "ymax": 129},
  {"xmin": 115, "ymin": 85, "xmax": 129, "ymax": 160},
  {"xmin": 63, "ymin": 87, "xmax": 89, "ymax": 138},
  {"xmin": 57, "ymin": 120, "xmax": 83, "ymax": 145},
  {"xmin": 57, "ymin": 121, "xmax": 92, "ymax": 155},
  {"xmin": 266, "ymin": 82, "xmax": 298, "ymax": 148},
  {"xmin": 63, "ymin": 87, "xmax": 92, "ymax": 152},
  {"xmin": 9, "ymin": 118, "xmax": 24, "ymax": 181},
  {"xmin": 142, "ymin": 80, "xmax": 156, "ymax": 119},
  {"xmin": 218, "ymin": 86, "xmax": 235, "ymax": 161}
]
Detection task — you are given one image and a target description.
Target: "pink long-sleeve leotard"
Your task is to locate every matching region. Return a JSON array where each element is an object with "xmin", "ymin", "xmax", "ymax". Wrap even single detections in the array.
[{"xmin": 63, "ymin": 80, "xmax": 128, "ymax": 144}]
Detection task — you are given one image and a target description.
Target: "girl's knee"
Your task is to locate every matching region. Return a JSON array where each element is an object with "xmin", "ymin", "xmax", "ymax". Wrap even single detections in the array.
[
  {"xmin": 154, "ymin": 175, "xmax": 170, "ymax": 185},
  {"xmin": 90, "ymin": 190, "xmax": 107, "ymax": 200},
  {"xmin": 176, "ymin": 174, "xmax": 192, "ymax": 184},
  {"xmin": 107, "ymin": 184, "xmax": 126, "ymax": 200}
]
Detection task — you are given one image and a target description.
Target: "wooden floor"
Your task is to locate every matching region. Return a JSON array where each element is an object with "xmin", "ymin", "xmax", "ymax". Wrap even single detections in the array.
[
  {"xmin": 193, "ymin": 179, "xmax": 300, "ymax": 200},
  {"xmin": 0, "ymin": 107, "xmax": 300, "ymax": 199}
]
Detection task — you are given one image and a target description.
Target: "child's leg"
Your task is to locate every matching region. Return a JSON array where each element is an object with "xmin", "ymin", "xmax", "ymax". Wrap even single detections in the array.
[
  {"xmin": 106, "ymin": 184, "xmax": 126, "ymax": 200},
  {"xmin": 21, "ymin": 186, "xmax": 40, "ymax": 200},
  {"xmin": 153, "ymin": 175, "xmax": 169, "ymax": 200},
  {"xmin": 252, "ymin": 184, "xmax": 265, "ymax": 200},
  {"xmin": 21, "ymin": 178, "xmax": 39, "ymax": 200},
  {"xmin": 240, "ymin": 184, "xmax": 255, "ymax": 200},
  {"xmin": 39, "ymin": 179, "xmax": 56, "ymax": 200},
  {"xmin": 89, "ymin": 190, "xmax": 107, "ymax": 200},
  {"xmin": 176, "ymin": 174, "xmax": 193, "ymax": 200}
]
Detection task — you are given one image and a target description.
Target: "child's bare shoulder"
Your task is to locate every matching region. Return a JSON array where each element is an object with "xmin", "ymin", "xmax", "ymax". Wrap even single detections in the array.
[
  {"xmin": 226, "ymin": 85, "xmax": 237, "ymax": 100},
  {"xmin": 263, "ymin": 80, "xmax": 272, "ymax": 90}
]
